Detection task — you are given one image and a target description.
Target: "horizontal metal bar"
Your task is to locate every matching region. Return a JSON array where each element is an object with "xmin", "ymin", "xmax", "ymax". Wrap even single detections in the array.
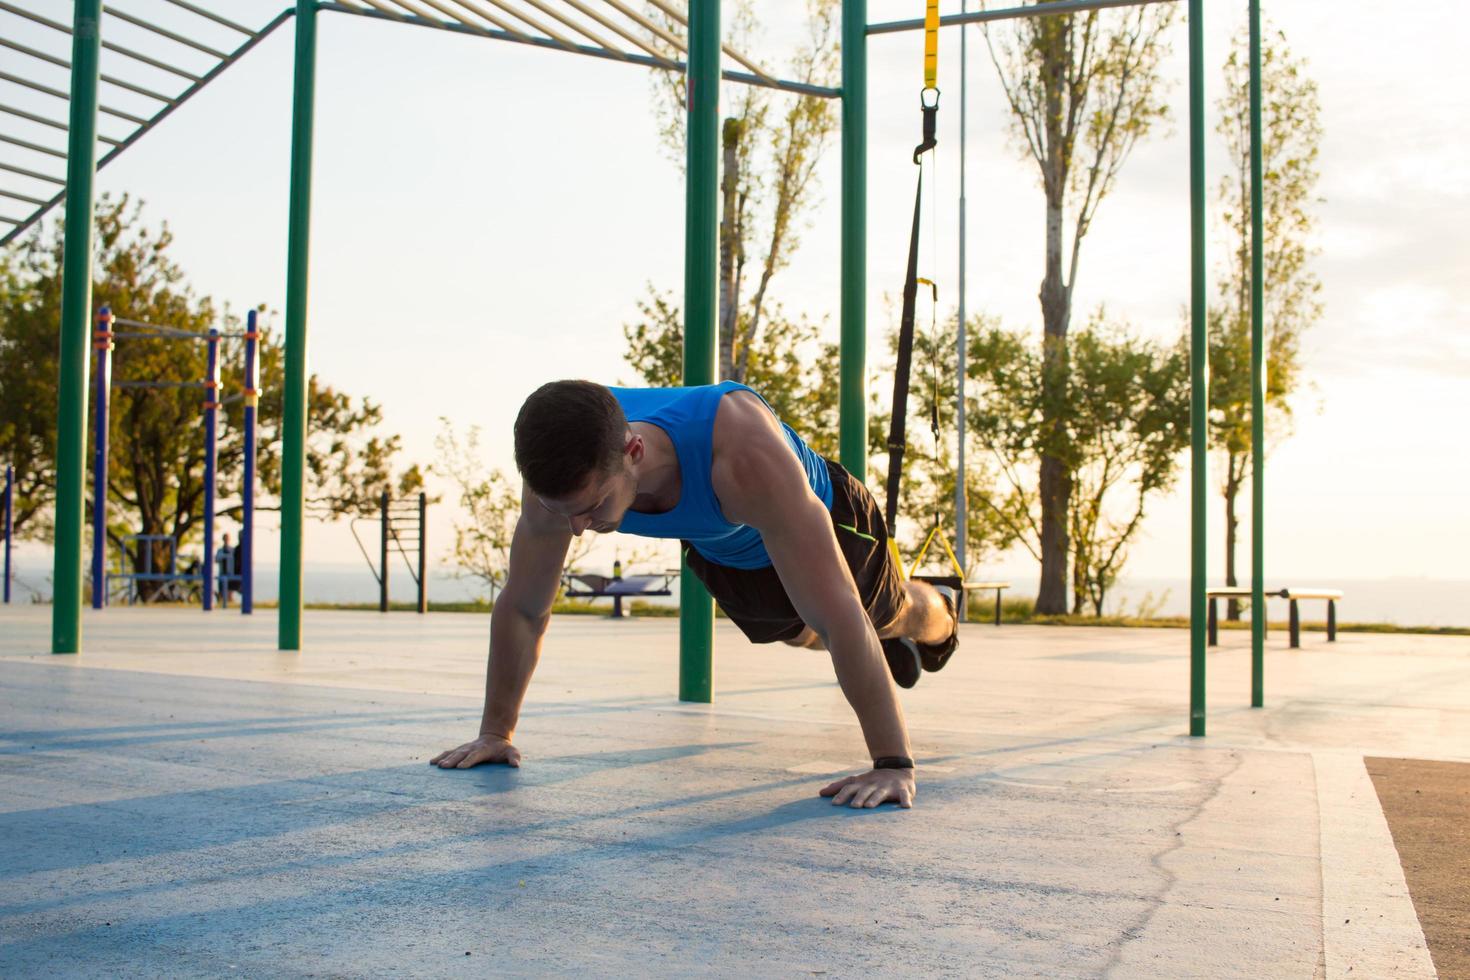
[
  {"xmin": 0, "ymin": 215, "xmax": 21, "ymax": 224},
  {"xmin": 114, "ymin": 380, "xmax": 209, "ymax": 388},
  {"xmin": 643, "ymin": 0, "xmax": 775, "ymax": 85},
  {"xmin": 0, "ymin": 8, "xmax": 295, "ymax": 249},
  {"xmin": 163, "ymin": 0, "xmax": 255, "ymax": 36},
  {"xmin": 0, "ymin": 70, "xmax": 152, "ymax": 125},
  {"xmin": 115, "ymin": 318, "xmax": 216, "ymax": 337},
  {"xmin": 0, "ymin": 103, "xmax": 123, "ymax": 145},
  {"xmin": 103, "ymin": 6, "xmax": 229, "ymax": 59},
  {"xmin": 317, "ymin": 3, "xmax": 841, "ymax": 98},
  {"xmin": 0, "ymin": 1, "xmax": 204, "ymax": 82},
  {"xmin": 0, "ymin": 187, "xmax": 47, "ymax": 205},
  {"xmin": 868, "ymin": 0, "xmax": 1178, "ymax": 35},
  {"xmin": 0, "ymin": 131, "xmax": 66, "ymax": 158},
  {"xmin": 0, "ymin": 37, "xmax": 176, "ymax": 103},
  {"xmin": 0, "ymin": 159, "xmax": 64, "ymax": 184}
]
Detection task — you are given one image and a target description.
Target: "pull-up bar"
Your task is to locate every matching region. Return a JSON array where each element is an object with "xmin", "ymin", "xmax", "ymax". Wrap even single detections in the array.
[
  {"xmin": 90, "ymin": 306, "xmax": 261, "ymax": 616},
  {"xmin": 317, "ymin": 2, "xmax": 840, "ymax": 98},
  {"xmin": 868, "ymin": 0, "xmax": 1178, "ymax": 35}
]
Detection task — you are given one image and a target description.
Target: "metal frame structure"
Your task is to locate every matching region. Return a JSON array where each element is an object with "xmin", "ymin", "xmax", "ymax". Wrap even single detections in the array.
[
  {"xmin": 88, "ymin": 305, "xmax": 259, "ymax": 615},
  {"xmin": 2, "ymin": 463, "xmax": 12, "ymax": 604},
  {"xmin": 26, "ymin": 0, "xmax": 1269, "ymax": 738}
]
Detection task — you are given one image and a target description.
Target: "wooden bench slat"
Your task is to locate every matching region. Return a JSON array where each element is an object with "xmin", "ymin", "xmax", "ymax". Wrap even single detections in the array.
[{"xmin": 1282, "ymin": 588, "xmax": 1343, "ymax": 600}]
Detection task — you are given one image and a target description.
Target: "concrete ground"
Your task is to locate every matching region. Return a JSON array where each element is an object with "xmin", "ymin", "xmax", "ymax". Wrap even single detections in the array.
[{"xmin": 1, "ymin": 604, "xmax": 1466, "ymax": 978}]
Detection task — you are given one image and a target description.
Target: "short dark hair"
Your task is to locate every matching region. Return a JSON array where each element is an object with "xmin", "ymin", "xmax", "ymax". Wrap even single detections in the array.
[{"xmin": 514, "ymin": 380, "xmax": 627, "ymax": 497}]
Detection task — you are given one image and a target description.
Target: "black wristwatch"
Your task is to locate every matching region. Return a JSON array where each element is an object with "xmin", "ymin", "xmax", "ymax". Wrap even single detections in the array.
[{"xmin": 872, "ymin": 755, "xmax": 915, "ymax": 770}]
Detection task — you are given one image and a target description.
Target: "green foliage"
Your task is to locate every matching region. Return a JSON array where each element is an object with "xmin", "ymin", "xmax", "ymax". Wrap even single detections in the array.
[
  {"xmin": 1209, "ymin": 23, "xmax": 1322, "ymax": 615},
  {"xmin": 643, "ymin": 0, "xmax": 840, "ymax": 386},
  {"xmin": 0, "ymin": 251, "xmax": 53, "ymax": 539},
  {"xmin": 434, "ymin": 421, "xmax": 521, "ymax": 601},
  {"xmin": 621, "ymin": 286, "xmax": 842, "ymax": 461},
  {"xmin": 967, "ymin": 312, "xmax": 1190, "ymax": 615},
  {"xmin": 434, "ymin": 420, "xmax": 593, "ymax": 602},
  {"xmin": 870, "ymin": 313, "xmax": 1017, "ymax": 570},
  {"xmin": 0, "ymin": 196, "xmax": 419, "ymax": 586},
  {"xmin": 981, "ymin": 2, "xmax": 1178, "ymax": 614}
]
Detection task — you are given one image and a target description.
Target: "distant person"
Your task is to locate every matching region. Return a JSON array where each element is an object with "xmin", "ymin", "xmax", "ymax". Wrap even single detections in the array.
[
  {"xmin": 432, "ymin": 380, "xmax": 962, "ymax": 809},
  {"xmin": 215, "ymin": 533, "xmax": 239, "ymax": 601}
]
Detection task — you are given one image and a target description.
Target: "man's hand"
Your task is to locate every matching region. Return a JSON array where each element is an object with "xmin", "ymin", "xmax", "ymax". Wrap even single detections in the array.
[
  {"xmin": 819, "ymin": 768, "xmax": 916, "ymax": 808},
  {"xmin": 430, "ymin": 733, "xmax": 521, "ymax": 770}
]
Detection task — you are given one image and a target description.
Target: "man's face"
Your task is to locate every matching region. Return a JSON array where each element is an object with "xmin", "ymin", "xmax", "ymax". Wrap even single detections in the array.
[{"xmin": 537, "ymin": 445, "xmax": 639, "ymax": 537}]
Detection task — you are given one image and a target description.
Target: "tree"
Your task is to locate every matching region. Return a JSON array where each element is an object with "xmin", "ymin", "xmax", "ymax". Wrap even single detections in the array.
[
  {"xmin": 0, "ymin": 196, "xmax": 420, "ymax": 596},
  {"xmin": 871, "ymin": 313, "xmax": 1017, "ymax": 571},
  {"xmin": 981, "ymin": 1, "xmax": 1176, "ymax": 613},
  {"xmin": 622, "ymin": 287, "xmax": 842, "ymax": 460},
  {"xmin": 435, "ymin": 419, "xmax": 592, "ymax": 602},
  {"xmin": 643, "ymin": 0, "xmax": 840, "ymax": 384},
  {"xmin": 1064, "ymin": 318, "xmax": 1190, "ymax": 614},
  {"xmin": 1210, "ymin": 24, "xmax": 1320, "ymax": 619},
  {"xmin": 967, "ymin": 312, "xmax": 1189, "ymax": 615},
  {"xmin": 0, "ymin": 252, "xmax": 54, "ymax": 539}
]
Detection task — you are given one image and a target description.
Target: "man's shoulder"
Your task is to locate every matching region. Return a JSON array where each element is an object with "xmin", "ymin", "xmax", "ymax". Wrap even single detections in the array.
[{"xmin": 711, "ymin": 387, "xmax": 780, "ymax": 446}]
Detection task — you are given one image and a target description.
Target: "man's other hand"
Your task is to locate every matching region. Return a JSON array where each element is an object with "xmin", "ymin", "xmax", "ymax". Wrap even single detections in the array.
[
  {"xmin": 819, "ymin": 768, "xmax": 916, "ymax": 808},
  {"xmin": 430, "ymin": 734, "xmax": 521, "ymax": 769}
]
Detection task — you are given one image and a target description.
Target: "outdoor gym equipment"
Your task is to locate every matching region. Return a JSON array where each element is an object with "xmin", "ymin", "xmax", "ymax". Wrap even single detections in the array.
[
  {"xmin": 351, "ymin": 491, "xmax": 428, "ymax": 614},
  {"xmin": 90, "ymin": 306, "xmax": 260, "ymax": 613},
  {"xmin": 564, "ymin": 561, "xmax": 677, "ymax": 619},
  {"xmin": 29, "ymin": 0, "xmax": 1269, "ymax": 739},
  {"xmin": 2, "ymin": 463, "xmax": 12, "ymax": 604}
]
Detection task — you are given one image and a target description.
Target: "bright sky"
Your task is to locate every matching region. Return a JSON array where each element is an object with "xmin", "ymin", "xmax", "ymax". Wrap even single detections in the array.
[{"xmin": 5, "ymin": 0, "xmax": 1468, "ymax": 592}]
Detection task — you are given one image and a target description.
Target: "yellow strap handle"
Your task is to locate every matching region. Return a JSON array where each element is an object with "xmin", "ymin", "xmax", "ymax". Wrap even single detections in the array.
[
  {"xmin": 892, "ymin": 524, "xmax": 968, "ymax": 583},
  {"xmin": 923, "ymin": 0, "xmax": 939, "ymax": 90}
]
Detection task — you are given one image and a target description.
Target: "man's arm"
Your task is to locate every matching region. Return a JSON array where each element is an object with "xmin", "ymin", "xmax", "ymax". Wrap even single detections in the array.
[
  {"xmin": 714, "ymin": 394, "xmax": 915, "ymax": 808},
  {"xmin": 431, "ymin": 486, "xmax": 571, "ymax": 769}
]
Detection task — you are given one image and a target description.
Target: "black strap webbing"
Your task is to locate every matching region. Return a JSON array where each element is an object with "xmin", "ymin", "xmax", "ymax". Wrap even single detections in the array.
[{"xmin": 884, "ymin": 169, "xmax": 924, "ymax": 538}]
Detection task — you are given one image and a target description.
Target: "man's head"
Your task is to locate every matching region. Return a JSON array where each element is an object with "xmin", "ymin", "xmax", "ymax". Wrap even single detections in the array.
[{"xmin": 514, "ymin": 380, "xmax": 641, "ymax": 536}]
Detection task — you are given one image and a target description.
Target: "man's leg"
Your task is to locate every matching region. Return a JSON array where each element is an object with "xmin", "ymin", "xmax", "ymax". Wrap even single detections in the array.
[
  {"xmin": 783, "ymin": 578, "xmax": 952, "ymax": 652},
  {"xmin": 879, "ymin": 579, "xmax": 954, "ymax": 646},
  {"xmin": 782, "ymin": 626, "xmax": 825, "ymax": 650}
]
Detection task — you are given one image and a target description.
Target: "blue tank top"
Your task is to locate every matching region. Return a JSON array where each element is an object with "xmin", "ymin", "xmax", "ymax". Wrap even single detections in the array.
[{"xmin": 610, "ymin": 381, "xmax": 833, "ymax": 569}]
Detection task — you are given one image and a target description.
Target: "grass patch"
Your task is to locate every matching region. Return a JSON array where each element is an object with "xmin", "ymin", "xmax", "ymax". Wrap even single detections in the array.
[
  {"xmin": 301, "ymin": 598, "xmax": 682, "ymax": 617},
  {"xmin": 239, "ymin": 597, "xmax": 1470, "ymax": 636}
]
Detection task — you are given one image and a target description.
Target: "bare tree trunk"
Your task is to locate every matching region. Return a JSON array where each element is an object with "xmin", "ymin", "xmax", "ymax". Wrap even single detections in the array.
[
  {"xmin": 1033, "ymin": 15, "xmax": 1074, "ymax": 616},
  {"xmin": 717, "ymin": 118, "xmax": 741, "ymax": 381},
  {"xmin": 1224, "ymin": 453, "xmax": 1243, "ymax": 620},
  {"xmin": 1037, "ymin": 198, "xmax": 1073, "ymax": 615}
]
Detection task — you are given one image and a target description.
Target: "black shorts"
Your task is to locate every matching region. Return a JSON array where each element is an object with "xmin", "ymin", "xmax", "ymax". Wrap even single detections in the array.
[{"xmin": 683, "ymin": 459, "xmax": 907, "ymax": 644}]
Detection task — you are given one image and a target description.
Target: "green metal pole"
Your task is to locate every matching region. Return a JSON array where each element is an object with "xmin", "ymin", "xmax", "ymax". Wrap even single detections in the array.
[
  {"xmin": 1188, "ymin": 0, "xmax": 1208, "ymax": 736},
  {"xmin": 278, "ymin": 0, "xmax": 317, "ymax": 651},
  {"xmin": 51, "ymin": 0, "xmax": 103, "ymax": 655},
  {"xmin": 839, "ymin": 0, "xmax": 868, "ymax": 478},
  {"xmin": 679, "ymin": 0, "xmax": 720, "ymax": 703},
  {"xmin": 1249, "ymin": 0, "xmax": 1266, "ymax": 708}
]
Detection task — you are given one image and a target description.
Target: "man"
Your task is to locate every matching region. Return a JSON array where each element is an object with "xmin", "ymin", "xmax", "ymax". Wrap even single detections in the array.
[
  {"xmin": 431, "ymin": 381, "xmax": 960, "ymax": 808},
  {"xmin": 214, "ymin": 533, "xmax": 239, "ymax": 603}
]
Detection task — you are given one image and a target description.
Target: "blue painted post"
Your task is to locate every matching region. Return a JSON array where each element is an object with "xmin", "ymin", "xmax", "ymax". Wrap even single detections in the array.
[
  {"xmin": 3, "ymin": 463, "xmax": 12, "ymax": 604},
  {"xmin": 91, "ymin": 307, "xmax": 113, "ymax": 609},
  {"xmin": 202, "ymin": 328, "xmax": 220, "ymax": 611},
  {"xmin": 241, "ymin": 310, "xmax": 259, "ymax": 615}
]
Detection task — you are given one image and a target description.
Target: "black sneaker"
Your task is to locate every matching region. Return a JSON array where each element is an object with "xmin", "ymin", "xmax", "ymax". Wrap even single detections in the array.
[
  {"xmin": 917, "ymin": 584, "xmax": 960, "ymax": 673},
  {"xmin": 881, "ymin": 637, "xmax": 921, "ymax": 689}
]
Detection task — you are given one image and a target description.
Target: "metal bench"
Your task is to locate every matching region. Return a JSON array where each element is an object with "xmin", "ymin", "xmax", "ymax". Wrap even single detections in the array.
[
  {"xmin": 1207, "ymin": 587, "xmax": 1344, "ymax": 648},
  {"xmin": 563, "ymin": 571, "xmax": 676, "ymax": 619},
  {"xmin": 913, "ymin": 574, "xmax": 1012, "ymax": 626}
]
